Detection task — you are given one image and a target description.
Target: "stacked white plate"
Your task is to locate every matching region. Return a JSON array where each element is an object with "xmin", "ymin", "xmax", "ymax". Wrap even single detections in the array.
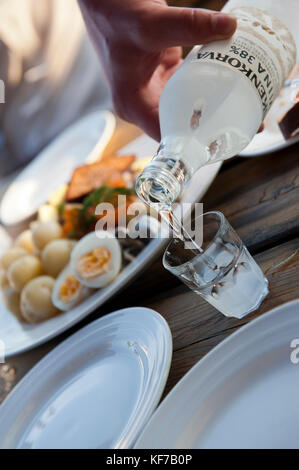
[{"xmin": 0, "ymin": 307, "xmax": 172, "ymax": 449}]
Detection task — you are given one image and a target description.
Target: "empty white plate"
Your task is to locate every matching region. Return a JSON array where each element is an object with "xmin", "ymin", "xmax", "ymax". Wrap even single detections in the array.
[
  {"xmin": 0, "ymin": 110, "xmax": 115, "ymax": 226},
  {"xmin": 136, "ymin": 299, "xmax": 299, "ymax": 449},
  {"xmin": 0, "ymin": 307, "xmax": 172, "ymax": 449}
]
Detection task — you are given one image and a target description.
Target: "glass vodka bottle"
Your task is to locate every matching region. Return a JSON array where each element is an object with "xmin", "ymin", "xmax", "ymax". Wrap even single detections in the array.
[{"xmin": 136, "ymin": 0, "xmax": 298, "ymax": 207}]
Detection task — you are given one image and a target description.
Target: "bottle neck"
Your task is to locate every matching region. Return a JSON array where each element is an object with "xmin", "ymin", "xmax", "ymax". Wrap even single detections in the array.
[{"xmin": 136, "ymin": 136, "xmax": 203, "ymax": 207}]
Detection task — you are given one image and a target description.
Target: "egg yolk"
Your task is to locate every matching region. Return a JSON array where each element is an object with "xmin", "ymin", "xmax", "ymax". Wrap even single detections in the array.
[
  {"xmin": 59, "ymin": 275, "xmax": 81, "ymax": 303},
  {"xmin": 77, "ymin": 247, "xmax": 111, "ymax": 279}
]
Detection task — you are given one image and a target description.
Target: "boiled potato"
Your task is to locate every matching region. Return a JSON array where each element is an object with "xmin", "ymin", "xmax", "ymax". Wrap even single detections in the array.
[
  {"xmin": 1, "ymin": 247, "xmax": 27, "ymax": 271},
  {"xmin": 29, "ymin": 221, "xmax": 39, "ymax": 231},
  {"xmin": 2, "ymin": 286, "xmax": 23, "ymax": 321},
  {"xmin": 15, "ymin": 230, "xmax": 35, "ymax": 254},
  {"xmin": 0, "ymin": 270, "xmax": 9, "ymax": 290},
  {"xmin": 38, "ymin": 204, "xmax": 58, "ymax": 223},
  {"xmin": 32, "ymin": 221, "xmax": 63, "ymax": 251},
  {"xmin": 8, "ymin": 255, "xmax": 43, "ymax": 292},
  {"xmin": 41, "ymin": 239, "xmax": 75, "ymax": 278},
  {"xmin": 21, "ymin": 276, "xmax": 59, "ymax": 324}
]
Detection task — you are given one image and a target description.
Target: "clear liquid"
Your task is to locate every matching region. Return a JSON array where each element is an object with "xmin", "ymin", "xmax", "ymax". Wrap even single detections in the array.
[
  {"xmin": 182, "ymin": 244, "xmax": 269, "ymax": 319},
  {"xmin": 159, "ymin": 207, "xmax": 203, "ymax": 253},
  {"xmin": 159, "ymin": 206, "xmax": 221, "ymax": 273}
]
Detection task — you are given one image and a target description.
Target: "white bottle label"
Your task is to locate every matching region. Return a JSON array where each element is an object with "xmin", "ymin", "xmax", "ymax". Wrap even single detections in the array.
[{"xmin": 190, "ymin": 7, "xmax": 296, "ymax": 119}]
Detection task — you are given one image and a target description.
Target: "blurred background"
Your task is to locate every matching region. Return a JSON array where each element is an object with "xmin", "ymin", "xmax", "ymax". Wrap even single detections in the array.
[{"xmin": 0, "ymin": 0, "xmax": 223, "ymax": 185}]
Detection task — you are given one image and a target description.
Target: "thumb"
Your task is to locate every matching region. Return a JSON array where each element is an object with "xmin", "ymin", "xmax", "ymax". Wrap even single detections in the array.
[{"xmin": 145, "ymin": 6, "xmax": 237, "ymax": 50}]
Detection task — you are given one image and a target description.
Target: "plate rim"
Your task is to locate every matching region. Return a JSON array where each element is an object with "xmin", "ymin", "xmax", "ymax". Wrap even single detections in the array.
[
  {"xmin": 0, "ymin": 306, "xmax": 173, "ymax": 449},
  {"xmin": 0, "ymin": 109, "xmax": 116, "ymax": 226},
  {"xmin": 135, "ymin": 298, "xmax": 299, "ymax": 449}
]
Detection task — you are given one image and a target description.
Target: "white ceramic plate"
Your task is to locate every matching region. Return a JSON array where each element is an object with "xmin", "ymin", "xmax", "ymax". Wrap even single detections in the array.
[
  {"xmin": 240, "ymin": 82, "xmax": 299, "ymax": 157},
  {"xmin": 0, "ymin": 226, "xmax": 12, "ymax": 257},
  {"xmin": 0, "ymin": 134, "xmax": 220, "ymax": 357},
  {"xmin": 0, "ymin": 307, "xmax": 172, "ymax": 449},
  {"xmin": 136, "ymin": 299, "xmax": 299, "ymax": 449},
  {"xmin": 0, "ymin": 110, "xmax": 116, "ymax": 226}
]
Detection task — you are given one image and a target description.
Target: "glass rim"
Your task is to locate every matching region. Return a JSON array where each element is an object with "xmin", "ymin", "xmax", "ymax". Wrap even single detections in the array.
[{"xmin": 163, "ymin": 210, "xmax": 227, "ymax": 271}]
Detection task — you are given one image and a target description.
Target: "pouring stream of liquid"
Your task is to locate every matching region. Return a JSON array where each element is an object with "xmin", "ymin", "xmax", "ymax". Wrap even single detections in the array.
[{"xmin": 159, "ymin": 207, "xmax": 218, "ymax": 271}]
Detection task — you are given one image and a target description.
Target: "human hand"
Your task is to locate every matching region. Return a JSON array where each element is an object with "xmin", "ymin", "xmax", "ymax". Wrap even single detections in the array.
[{"xmin": 78, "ymin": 0, "xmax": 237, "ymax": 141}]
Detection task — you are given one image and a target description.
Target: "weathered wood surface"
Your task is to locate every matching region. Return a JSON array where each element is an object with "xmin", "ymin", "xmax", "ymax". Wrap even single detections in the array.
[{"xmin": 204, "ymin": 147, "xmax": 299, "ymax": 253}]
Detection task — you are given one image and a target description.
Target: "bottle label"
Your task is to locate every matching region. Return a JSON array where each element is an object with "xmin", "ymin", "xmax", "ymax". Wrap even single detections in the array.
[{"xmin": 190, "ymin": 7, "xmax": 296, "ymax": 119}]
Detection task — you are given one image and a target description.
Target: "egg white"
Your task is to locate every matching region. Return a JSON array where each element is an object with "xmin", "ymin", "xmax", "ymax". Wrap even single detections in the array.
[
  {"xmin": 70, "ymin": 231, "xmax": 122, "ymax": 288},
  {"xmin": 52, "ymin": 264, "xmax": 90, "ymax": 311}
]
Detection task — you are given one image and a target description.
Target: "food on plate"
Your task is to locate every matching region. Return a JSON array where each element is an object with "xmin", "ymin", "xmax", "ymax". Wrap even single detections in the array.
[
  {"xmin": 41, "ymin": 239, "xmax": 75, "ymax": 278},
  {"xmin": 7, "ymin": 255, "xmax": 43, "ymax": 292},
  {"xmin": 60, "ymin": 186, "xmax": 136, "ymax": 239},
  {"xmin": 70, "ymin": 231, "xmax": 122, "ymax": 288},
  {"xmin": 131, "ymin": 156, "xmax": 152, "ymax": 173},
  {"xmin": 48, "ymin": 184, "xmax": 68, "ymax": 207},
  {"xmin": 1, "ymin": 151, "xmax": 151, "ymax": 324},
  {"xmin": 15, "ymin": 230, "xmax": 35, "ymax": 254},
  {"xmin": 60, "ymin": 203, "xmax": 83, "ymax": 239},
  {"xmin": 66, "ymin": 155, "xmax": 136, "ymax": 201},
  {"xmin": 21, "ymin": 276, "xmax": 59, "ymax": 324},
  {"xmin": 52, "ymin": 264, "xmax": 90, "ymax": 311},
  {"xmin": 32, "ymin": 221, "xmax": 63, "ymax": 250},
  {"xmin": 38, "ymin": 204, "xmax": 59, "ymax": 223},
  {"xmin": 1, "ymin": 247, "xmax": 27, "ymax": 271},
  {"xmin": 2, "ymin": 287, "xmax": 23, "ymax": 321}
]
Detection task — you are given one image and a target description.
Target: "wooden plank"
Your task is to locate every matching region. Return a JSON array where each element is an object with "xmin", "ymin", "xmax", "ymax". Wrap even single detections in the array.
[
  {"xmin": 203, "ymin": 145, "xmax": 299, "ymax": 252},
  {"xmin": 163, "ymin": 329, "xmax": 231, "ymax": 397}
]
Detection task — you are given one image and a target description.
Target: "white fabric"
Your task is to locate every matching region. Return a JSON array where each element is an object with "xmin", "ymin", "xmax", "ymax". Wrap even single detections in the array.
[{"xmin": 0, "ymin": 0, "xmax": 111, "ymax": 175}]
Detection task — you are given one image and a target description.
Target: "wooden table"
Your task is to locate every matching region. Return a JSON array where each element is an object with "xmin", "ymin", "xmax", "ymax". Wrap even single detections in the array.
[{"xmin": 1, "ymin": 141, "xmax": 298, "ymax": 404}]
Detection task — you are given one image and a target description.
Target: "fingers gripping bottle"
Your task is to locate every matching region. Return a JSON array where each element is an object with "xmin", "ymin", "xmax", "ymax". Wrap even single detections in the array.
[{"xmin": 136, "ymin": 0, "xmax": 298, "ymax": 207}]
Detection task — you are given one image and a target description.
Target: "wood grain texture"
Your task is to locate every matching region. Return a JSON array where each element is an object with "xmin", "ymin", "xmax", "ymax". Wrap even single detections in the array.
[{"xmin": 204, "ymin": 145, "xmax": 299, "ymax": 253}]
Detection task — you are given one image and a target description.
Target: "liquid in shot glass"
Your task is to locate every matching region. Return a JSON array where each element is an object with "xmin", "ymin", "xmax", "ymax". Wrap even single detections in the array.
[{"xmin": 163, "ymin": 212, "xmax": 268, "ymax": 319}]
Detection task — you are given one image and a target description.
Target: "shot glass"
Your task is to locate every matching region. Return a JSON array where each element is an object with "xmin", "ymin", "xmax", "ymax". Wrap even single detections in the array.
[{"xmin": 163, "ymin": 211, "xmax": 269, "ymax": 319}]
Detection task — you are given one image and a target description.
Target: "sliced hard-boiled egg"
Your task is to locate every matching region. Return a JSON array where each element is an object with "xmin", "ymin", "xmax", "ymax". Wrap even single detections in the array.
[
  {"xmin": 70, "ymin": 231, "xmax": 122, "ymax": 288},
  {"xmin": 52, "ymin": 264, "xmax": 90, "ymax": 311}
]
